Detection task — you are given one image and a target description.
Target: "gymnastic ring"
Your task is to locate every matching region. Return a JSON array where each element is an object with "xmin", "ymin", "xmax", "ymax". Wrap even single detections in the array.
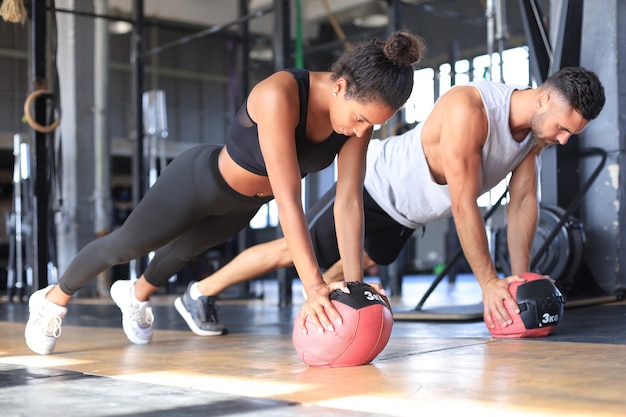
[{"xmin": 23, "ymin": 89, "xmax": 61, "ymax": 134}]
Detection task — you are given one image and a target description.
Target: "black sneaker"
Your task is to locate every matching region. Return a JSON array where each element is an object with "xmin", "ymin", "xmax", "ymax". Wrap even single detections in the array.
[{"xmin": 175, "ymin": 282, "xmax": 226, "ymax": 336}]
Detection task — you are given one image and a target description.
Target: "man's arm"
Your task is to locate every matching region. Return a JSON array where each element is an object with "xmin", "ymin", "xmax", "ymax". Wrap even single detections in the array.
[
  {"xmin": 506, "ymin": 149, "xmax": 541, "ymax": 275},
  {"xmin": 435, "ymin": 88, "xmax": 521, "ymax": 328}
]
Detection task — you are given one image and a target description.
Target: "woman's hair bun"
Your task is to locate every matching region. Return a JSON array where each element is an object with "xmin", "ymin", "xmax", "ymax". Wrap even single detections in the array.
[{"xmin": 383, "ymin": 30, "xmax": 426, "ymax": 68}]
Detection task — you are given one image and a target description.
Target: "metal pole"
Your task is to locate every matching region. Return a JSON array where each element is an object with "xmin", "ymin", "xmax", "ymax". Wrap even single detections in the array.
[
  {"xmin": 131, "ymin": 0, "xmax": 146, "ymax": 277},
  {"xmin": 235, "ymin": 0, "xmax": 252, "ymax": 297},
  {"xmin": 94, "ymin": 1, "xmax": 111, "ymax": 240},
  {"xmin": 485, "ymin": 0, "xmax": 495, "ymax": 80},
  {"xmin": 272, "ymin": 0, "xmax": 290, "ymax": 71},
  {"xmin": 273, "ymin": 0, "xmax": 292, "ymax": 307},
  {"xmin": 30, "ymin": 0, "xmax": 50, "ymax": 290},
  {"xmin": 239, "ymin": 0, "xmax": 250, "ymax": 100},
  {"xmin": 495, "ymin": 0, "xmax": 507, "ymax": 83},
  {"xmin": 94, "ymin": 0, "xmax": 112, "ymax": 294},
  {"xmin": 517, "ymin": 0, "xmax": 552, "ymax": 83}
]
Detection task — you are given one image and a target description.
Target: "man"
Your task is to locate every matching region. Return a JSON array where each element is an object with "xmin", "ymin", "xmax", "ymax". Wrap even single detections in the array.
[{"xmin": 175, "ymin": 66, "xmax": 605, "ymax": 336}]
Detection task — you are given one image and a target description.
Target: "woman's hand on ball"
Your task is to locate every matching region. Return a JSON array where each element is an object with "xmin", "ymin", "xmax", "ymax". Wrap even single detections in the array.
[{"xmin": 300, "ymin": 281, "xmax": 348, "ymax": 335}]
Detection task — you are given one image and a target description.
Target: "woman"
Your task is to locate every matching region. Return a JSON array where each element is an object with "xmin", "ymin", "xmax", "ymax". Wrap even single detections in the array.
[{"xmin": 25, "ymin": 30, "xmax": 425, "ymax": 355}]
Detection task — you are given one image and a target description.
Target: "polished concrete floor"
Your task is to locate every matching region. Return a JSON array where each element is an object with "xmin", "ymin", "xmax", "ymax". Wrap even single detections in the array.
[{"xmin": 1, "ymin": 274, "xmax": 625, "ymax": 417}]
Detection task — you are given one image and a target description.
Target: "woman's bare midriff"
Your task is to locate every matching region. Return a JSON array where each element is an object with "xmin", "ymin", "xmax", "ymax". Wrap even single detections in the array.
[{"xmin": 218, "ymin": 147, "xmax": 274, "ymax": 197}]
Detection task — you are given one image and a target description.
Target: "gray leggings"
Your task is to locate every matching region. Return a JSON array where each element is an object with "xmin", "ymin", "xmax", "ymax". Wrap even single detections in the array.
[{"xmin": 58, "ymin": 145, "xmax": 272, "ymax": 295}]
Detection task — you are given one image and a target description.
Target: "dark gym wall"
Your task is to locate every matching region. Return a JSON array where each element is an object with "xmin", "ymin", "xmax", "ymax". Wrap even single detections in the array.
[
  {"xmin": 0, "ymin": 12, "xmax": 238, "ymax": 148},
  {"xmin": 0, "ymin": 3, "xmax": 253, "ymax": 292},
  {"xmin": 109, "ymin": 22, "xmax": 236, "ymax": 147},
  {"xmin": 577, "ymin": 0, "xmax": 626, "ymax": 296},
  {"xmin": 0, "ymin": 22, "xmax": 29, "ymax": 136}
]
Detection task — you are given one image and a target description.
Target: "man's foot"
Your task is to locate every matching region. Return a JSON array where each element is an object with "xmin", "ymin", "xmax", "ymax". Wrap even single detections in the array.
[
  {"xmin": 110, "ymin": 280, "xmax": 154, "ymax": 344},
  {"xmin": 175, "ymin": 281, "xmax": 226, "ymax": 336},
  {"xmin": 25, "ymin": 285, "xmax": 67, "ymax": 355}
]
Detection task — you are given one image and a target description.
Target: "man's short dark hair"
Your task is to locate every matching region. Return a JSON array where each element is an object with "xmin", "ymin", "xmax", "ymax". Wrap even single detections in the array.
[{"xmin": 543, "ymin": 67, "xmax": 605, "ymax": 120}]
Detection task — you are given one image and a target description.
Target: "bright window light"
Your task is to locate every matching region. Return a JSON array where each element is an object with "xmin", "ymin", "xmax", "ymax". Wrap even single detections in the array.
[{"xmin": 404, "ymin": 68, "xmax": 435, "ymax": 124}]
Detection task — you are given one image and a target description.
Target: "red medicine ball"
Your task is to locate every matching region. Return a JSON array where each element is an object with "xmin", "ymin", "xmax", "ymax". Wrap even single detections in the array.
[
  {"xmin": 292, "ymin": 281, "xmax": 393, "ymax": 368},
  {"xmin": 486, "ymin": 272, "xmax": 566, "ymax": 338}
]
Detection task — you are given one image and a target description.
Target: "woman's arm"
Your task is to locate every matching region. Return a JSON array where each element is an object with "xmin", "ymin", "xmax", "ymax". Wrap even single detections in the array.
[
  {"xmin": 248, "ymin": 73, "xmax": 341, "ymax": 333},
  {"xmin": 248, "ymin": 73, "xmax": 325, "ymax": 293},
  {"xmin": 333, "ymin": 128, "xmax": 371, "ymax": 283}
]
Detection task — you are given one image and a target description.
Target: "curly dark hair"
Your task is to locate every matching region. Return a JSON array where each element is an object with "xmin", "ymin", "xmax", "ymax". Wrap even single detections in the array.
[
  {"xmin": 542, "ymin": 67, "xmax": 605, "ymax": 120},
  {"xmin": 330, "ymin": 30, "xmax": 426, "ymax": 110}
]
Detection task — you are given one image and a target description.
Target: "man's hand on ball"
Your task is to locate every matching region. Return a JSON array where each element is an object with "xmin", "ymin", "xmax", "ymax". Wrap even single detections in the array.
[{"xmin": 482, "ymin": 275, "xmax": 526, "ymax": 328}]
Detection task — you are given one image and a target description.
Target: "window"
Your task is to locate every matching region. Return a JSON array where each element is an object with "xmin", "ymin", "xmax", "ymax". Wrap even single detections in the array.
[{"xmin": 250, "ymin": 199, "xmax": 279, "ymax": 229}]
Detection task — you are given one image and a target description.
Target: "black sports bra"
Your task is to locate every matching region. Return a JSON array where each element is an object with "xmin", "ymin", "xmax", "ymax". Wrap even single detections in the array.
[{"xmin": 226, "ymin": 68, "xmax": 350, "ymax": 178}]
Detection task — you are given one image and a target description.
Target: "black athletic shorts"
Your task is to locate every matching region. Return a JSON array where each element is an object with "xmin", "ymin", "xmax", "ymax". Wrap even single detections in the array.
[{"xmin": 306, "ymin": 184, "xmax": 415, "ymax": 269}]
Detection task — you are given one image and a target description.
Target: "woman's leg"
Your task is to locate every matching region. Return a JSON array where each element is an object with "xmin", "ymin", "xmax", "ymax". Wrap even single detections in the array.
[
  {"xmin": 142, "ymin": 207, "xmax": 262, "ymax": 288},
  {"xmin": 25, "ymin": 145, "xmax": 228, "ymax": 354},
  {"xmin": 54, "ymin": 145, "xmax": 221, "ymax": 301},
  {"xmin": 113, "ymin": 145, "xmax": 268, "ymax": 342}
]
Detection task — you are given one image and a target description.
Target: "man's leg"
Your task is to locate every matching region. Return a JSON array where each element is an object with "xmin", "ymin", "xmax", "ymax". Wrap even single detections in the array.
[
  {"xmin": 197, "ymin": 238, "xmax": 293, "ymax": 296},
  {"xmin": 174, "ymin": 237, "xmax": 294, "ymax": 336},
  {"xmin": 322, "ymin": 252, "xmax": 377, "ymax": 283}
]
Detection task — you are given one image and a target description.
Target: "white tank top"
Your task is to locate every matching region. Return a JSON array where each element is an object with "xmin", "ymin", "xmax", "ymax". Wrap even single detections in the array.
[{"xmin": 364, "ymin": 81, "xmax": 539, "ymax": 229}]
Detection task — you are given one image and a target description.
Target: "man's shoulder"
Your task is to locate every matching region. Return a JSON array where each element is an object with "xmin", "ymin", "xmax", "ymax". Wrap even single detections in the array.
[{"xmin": 440, "ymin": 86, "xmax": 485, "ymax": 116}]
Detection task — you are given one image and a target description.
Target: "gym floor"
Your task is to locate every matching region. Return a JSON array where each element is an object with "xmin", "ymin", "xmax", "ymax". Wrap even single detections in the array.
[{"xmin": 0, "ymin": 274, "xmax": 624, "ymax": 417}]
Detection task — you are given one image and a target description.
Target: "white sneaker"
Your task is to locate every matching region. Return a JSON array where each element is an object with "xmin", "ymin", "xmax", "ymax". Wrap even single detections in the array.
[
  {"xmin": 110, "ymin": 280, "xmax": 154, "ymax": 345},
  {"xmin": 25, "ymin": 285, "xmax": 67, "ymax": 355}
]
